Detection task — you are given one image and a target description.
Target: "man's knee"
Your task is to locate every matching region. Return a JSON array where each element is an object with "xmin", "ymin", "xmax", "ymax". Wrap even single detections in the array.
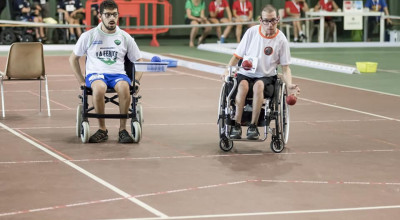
[{"xmin": 253, "ymin": 80, "xmax": 264, "ymax": 93}]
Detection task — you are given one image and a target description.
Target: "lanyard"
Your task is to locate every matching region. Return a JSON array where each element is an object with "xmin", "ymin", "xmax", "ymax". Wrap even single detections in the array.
[
  {"xmin": 292, "ymin": 0, "xmax": 300, "ymax": 12},
  {"xmin": 240, "ymin": 1, "xmax": 247, "ymax": 13}
]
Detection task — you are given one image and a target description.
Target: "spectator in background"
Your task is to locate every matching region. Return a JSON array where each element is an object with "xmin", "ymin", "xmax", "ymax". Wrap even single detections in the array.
[
  {"xmin": 57, "ymin": 0, "xmax": 84, "ymax": 43},
  {"xmin": 284, "ymin": 0, "xmax": 309, "ymax": 42},
  {"xmin": 208, "ymin": 0, "xmax": 232, "ymax": 44},
  {"xmin": 365, "ymin": 0, "xmax": 392, "ymax": 41},
  {"xmin": 12, "ymin": 0, "xmax": 46, "ymax": 42},
  {"xmin": 314, "ymin": 0, "xmax": 339, "ymax": 42},
  {"xmin": 232, "ymin": 0, "xmax": 253, "ymax": 43},
  {"xmin": 185, "ymin": 0, "xmax": 211, "ymax": 47}
]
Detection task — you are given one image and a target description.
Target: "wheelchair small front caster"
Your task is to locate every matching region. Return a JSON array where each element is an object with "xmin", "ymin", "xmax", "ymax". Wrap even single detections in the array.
[
  {"xmin": 81, "ymin": 121, "xmax": 90, "ymax": 143},
  {"xmin": 270, "ymin": 138, "xmax": 284, "ymax": 153},
  {"xmin": 219, "ymin": 137, "xmax": 233, "ymax": 152}
]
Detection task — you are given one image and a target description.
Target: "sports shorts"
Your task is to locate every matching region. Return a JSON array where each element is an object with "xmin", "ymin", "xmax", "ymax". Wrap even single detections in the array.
[
  {"xmin": 85, "ymin": 73, "xmax": 131, "ymax": 88},
  {"xmin": 236, "ymin": 74, "xmax": 277, "ymax": 98}
]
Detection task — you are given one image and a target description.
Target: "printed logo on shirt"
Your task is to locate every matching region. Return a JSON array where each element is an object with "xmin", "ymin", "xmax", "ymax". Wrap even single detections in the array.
[
  {"xmin": 92, "ymin": 40, "xmax": 103, "ymax": 45},
  {"xmin": 96, "ymin": 49, "xmax": 118, "ymax": 65},
  {"xmin": 114, "ymin": 40, "xmax": 121, "ymax": 45},
  {"xmin": 264, "ymin": 46, "xmax": 273, "ymax": 56}
]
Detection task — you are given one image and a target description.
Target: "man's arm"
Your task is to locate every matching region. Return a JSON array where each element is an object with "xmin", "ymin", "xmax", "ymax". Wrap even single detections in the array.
[
  {"xmin": 282, "ymin": 65, "xmax": 300, "ymax": 96},
  {"xmin": 69, "ymin": 52, "xmax": 85, "ymax": 86}
]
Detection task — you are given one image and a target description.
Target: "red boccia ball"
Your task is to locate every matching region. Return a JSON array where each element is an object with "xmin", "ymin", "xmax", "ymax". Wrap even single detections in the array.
[
  {"xmin": 286, "ymin": 94, "xmax": 297, "ymax": 105},
  {"xmin": 242, "ymin": 60, "xmax": 253, "ymax": 70}
]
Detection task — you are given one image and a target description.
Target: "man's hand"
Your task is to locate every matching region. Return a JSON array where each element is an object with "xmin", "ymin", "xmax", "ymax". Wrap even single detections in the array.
[
  {"xmin": 221, "ymin": 69, "xmax": 229, "ymax": 81},
  {"xmin": 287, "ymin": 84, "xmax": 300, "ymax": 96}
]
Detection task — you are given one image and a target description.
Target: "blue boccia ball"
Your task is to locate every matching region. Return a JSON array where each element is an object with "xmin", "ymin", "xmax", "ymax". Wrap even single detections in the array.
[{"xmin": 151, "ymin": 56, "xmax": 161, "ymax": 62}]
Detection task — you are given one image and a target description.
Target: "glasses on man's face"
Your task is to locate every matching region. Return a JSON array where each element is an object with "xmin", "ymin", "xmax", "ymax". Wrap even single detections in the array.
[
  {"xmin": 102, "ymin": 12, "xmax": 119, "ymax": 18},
  {"xmin": 260, "ymin": 18, "xmax": 278, "ymax": 25}
]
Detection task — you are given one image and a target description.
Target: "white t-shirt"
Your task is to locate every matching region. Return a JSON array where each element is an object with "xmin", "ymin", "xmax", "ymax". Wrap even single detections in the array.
[
  {"xmin": 234, "ymin": 25, "xmax": 291, "ymax": 78},
  {"xmin": 73, "ymin": 23, "xmax": 142, "ymax": 76}
]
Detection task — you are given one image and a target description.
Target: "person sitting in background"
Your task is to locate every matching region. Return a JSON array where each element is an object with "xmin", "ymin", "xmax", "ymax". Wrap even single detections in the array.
[
  {"xmin": 232, "ymin": 0, "xmax": 254, "ymax": 43},
  {"xmin": 365, "ymin": 0, "xmax": 392, "ymax": 41},
  {"xmin": 12, "ymin": 0, "xmax": 46, "ymax": 42},
  {"xmin": 57, "ymin": 0, "xmax": 85, "ymax": 43},
  {"xmin": 284, "ymin": 0, "xmax": 309, "ymax": 42},
  {"xmin": 185, "ymin": 0, "xmax": 211, "ymax": 47},
  {"xmin": 314, "ymin": 0, "xmax": 339, "ymax": 42},
  {"xmin": 208, "ymin": 0, "xmax": 232, "ymax": 44}
]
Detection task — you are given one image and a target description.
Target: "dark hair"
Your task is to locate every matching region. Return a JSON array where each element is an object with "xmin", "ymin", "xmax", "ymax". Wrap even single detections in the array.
[
  {"xmin": 100, "ymin": 0, "xmax": 118, "ymax": 14},
  {"xmin": 260, "ymin": 4, "xmax": 277, "ymax": 18}
]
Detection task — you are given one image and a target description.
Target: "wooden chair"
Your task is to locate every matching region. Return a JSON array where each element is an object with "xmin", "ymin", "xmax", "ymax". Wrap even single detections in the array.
[{"xmin": 0, "ymin": 42, "xmax": 50, "ymax": 117}]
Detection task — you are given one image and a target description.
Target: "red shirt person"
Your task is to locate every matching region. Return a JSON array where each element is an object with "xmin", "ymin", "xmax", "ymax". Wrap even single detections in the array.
[
  {"xmin": 232, "ymin": 0, "xmax": 253, "ymax": 43},
  {"xmin": 208, "ymin": 0, "xmax": 232, "ymax": 43}
]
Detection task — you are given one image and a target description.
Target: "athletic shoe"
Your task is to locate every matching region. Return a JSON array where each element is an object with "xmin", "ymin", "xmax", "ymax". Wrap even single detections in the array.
[
  {"xmin": 230, "ymin": 123, "xmax": 242, "ymax": 139},
  {"xmin": 89, "ymin": 129, "xmax": 108, "ymax": 143},
  {"xmin": 118, "ymin": 129, "xmax": 134, "ymax": 143},
  {"xmin": 246, "ymin": 124, "xmax": 259, "ymax": 140}
]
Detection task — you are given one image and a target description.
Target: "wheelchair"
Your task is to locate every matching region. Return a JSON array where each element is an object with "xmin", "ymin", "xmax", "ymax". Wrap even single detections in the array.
[
  {"xmin": 76, "ymin": 57, "xmax": 140, "ymax": 143},
  {"xmin": 217, "ymin": 66, "xmax": 290, "ymax": 153}
]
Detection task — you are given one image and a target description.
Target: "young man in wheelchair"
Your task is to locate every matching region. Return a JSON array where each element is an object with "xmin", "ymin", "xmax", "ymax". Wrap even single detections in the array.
[
  {"xmin": 221, "ymin": 4, "xmax": 300, "ymax": 140},
  {"xmin": 69, "ymin": 0, "xmax": 143, "ymax": 143}
]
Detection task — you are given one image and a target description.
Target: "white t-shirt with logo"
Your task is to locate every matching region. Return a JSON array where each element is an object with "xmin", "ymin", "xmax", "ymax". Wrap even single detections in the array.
[
  {"xmin": 73, "ymin": 23, "xmax": 142, "ymax": 76},
  {"xmin": 234, "ymin": 25, "xmax": 291, "ymax": 78}
]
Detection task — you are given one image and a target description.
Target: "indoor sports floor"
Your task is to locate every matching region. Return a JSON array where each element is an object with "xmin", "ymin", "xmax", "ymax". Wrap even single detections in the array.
[{"xmin": 1, "ymin": 44, "xmax": 400, "ymax": 219}]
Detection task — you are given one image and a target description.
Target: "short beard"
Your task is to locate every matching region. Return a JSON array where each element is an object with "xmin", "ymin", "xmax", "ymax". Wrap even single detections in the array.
[{"xmin": 102, "ymin": 20, "xmax": 116, "ymax": 31}]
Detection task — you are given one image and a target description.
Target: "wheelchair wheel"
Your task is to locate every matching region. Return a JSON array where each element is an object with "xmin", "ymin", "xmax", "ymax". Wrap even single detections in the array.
[
  {"xmin": 131, "ymin": 121, "xmax": 142, "ymax": 143},
  {"xmin": 136, "ymin": 103, "xmax": 144, "ymax": 125},
  {"xmin": 22, "ymin": 34, "xmax": 34, "ymax": 42},
  {"xmin": 81, "ymin": 121, "xmax": 90, "ymax": 143},
  {"xmin": 218, "ymin": 83, "xmax": 229, "ymax": 139},
  {"xmin": 270, "ymin": 138, "xmax": 284, "ymax": 153},
  {"xmin": 278, "ymin": 83, "xmax": 290, "ymax": 144},
  {"xmin": 0, "ymin": 29, "xmax": 16, "ymax": 45},
  {"xmin": 76, "ymin": 104, "xmax": 83, "ymax": 137},
  {"xmin": 219, "ymin": 137, "xmax": 233, "ymax": 152}
]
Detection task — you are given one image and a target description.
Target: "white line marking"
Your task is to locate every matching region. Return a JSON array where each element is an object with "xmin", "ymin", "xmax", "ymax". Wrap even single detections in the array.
[
  {"xmin": 106, "ymin": 205, "xmax": 400, "ymax": 219},
  {"xmin": 300, "ymin": 98, "xmax": 400, "ymax": 122},
  {"xmin": 0, "ymin": 122, "xmax": 168, "ymax": 218}
]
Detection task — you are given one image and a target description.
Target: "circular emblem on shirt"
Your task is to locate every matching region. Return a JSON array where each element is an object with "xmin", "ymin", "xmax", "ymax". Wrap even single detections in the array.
[
  {"xmin": 114, "ymin": 40, "xmax": 121, "ymax": 45},
  {"xmin": 264, "ymin": 47, "xmax": 273, "ymax": 56}
]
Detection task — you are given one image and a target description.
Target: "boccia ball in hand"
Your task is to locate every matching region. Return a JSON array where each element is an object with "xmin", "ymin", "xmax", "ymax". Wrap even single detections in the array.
[
  {"xmin": 286, "ymin": 94, "xmax": 297, "ymax": 105},
  {"xmin": 151, "ymin": 56, "xmax": 161, "ymax": 62},
  {"xmin": 242, "ymin": 60, "xmax": 253, "ymax": 70}
]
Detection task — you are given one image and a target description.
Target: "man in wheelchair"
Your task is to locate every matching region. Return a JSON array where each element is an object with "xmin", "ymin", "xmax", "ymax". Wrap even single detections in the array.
[
  {"xmin": 69, "ymin": 0, "xmax": 143, "ymax": 143},
  {"xmin": 222, "ymin": 4, "xmax": 300, "ymax": 140}
]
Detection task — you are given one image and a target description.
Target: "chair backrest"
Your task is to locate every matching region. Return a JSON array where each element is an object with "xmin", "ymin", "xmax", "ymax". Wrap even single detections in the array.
[{"xmin": 5, "ymin": 42, "xmax": 45, "ymax": 79}]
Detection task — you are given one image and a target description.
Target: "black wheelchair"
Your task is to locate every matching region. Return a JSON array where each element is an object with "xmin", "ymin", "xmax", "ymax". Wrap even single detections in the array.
[
  {"xmin": 75, "ymin": 57, "xmax": 167, "ymax": 143},
  {"xmin": 217, "ymin": 66, "xmax": 290, "ymax": 153}
]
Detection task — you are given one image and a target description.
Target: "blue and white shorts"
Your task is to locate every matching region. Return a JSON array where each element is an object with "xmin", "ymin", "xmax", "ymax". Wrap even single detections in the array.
[{"xmin": 85, "ymin": 73, "xmax": 131, "ymax": 88}]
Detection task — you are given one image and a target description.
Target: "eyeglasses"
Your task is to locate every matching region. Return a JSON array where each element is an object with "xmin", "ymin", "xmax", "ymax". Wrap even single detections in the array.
[
  {"xmin": 102, "ymin": 12, "xmax": 119, "ymax": 18},
  {"xmin": 260, "ymin": 18, "xmax": 278, "ymax": 25}
]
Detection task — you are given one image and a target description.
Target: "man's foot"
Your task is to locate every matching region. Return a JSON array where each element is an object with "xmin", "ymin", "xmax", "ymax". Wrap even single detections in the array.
[
  {"xmin": 247, "ymin": 124, "xmax": 259, "ymax": 140},
  {"xmin": 89, "ymin": 129, "xmax": 108, "ymax": 143},
  {"xmin": 118, "ymin": 129, "xmax": 134, "ymax": 143},
  {"xmin": 230, "ymin": 122, "xmax": 242, "ymax": 139}
]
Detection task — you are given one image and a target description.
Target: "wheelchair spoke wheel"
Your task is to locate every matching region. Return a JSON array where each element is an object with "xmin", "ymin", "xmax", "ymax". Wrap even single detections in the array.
[
  {"xmin": 218, "ymin": 83, "xmax": 229, "ymax": 138},
  {"xmin": 80, "ymin": 121, "xmax": 90, "ymax": 143},
  {"xmin": 131, "ymin": 121, "xmax": 142, "ymax": 143},
  {"xmin": 270, "ymin": 138, "xmax": 284, "ymax": 153},
  {"xmin": 76, "ymin": 104, "xmax": 83, "ymax": 137},
  {"xmin": 219, "ymin": 137, "xmax": 233, "ymax": 152},
  {"xmin": 279, "ymin": 83, "xmax": 290, "ymax": 144},
  {"xmin": 136, "ymin": 103, "xmax": 144, "ymax": 125},
  {"xmin": 0, "ymin": 29, "xmax": 16, "ymax": 45}
]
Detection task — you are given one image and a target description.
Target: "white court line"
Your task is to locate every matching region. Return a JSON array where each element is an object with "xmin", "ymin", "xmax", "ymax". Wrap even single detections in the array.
[
  {"xmin": 300, "ymin": 97, "xmax": 400, "ymax": 122},
  {"xmin": 0, "ymin": 122, "xmax": 168, "ymax": 218},
  {"xmin": 109, "ymin": 205, "xmax": 400, "ymax": 220}
]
